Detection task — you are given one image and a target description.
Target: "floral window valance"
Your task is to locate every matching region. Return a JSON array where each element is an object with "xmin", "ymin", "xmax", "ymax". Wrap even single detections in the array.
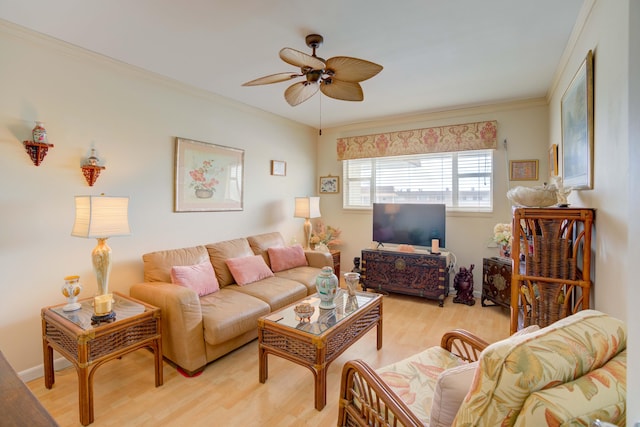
[{"xmin": 336, "ymin": 120, "xmax": 498, "ymax": 160}]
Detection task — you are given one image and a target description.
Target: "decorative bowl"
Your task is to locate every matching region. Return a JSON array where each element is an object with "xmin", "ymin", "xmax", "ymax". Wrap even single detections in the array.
[{"xmin": 294, "ymin": 303, "xmax": 315, "ymax": 322}]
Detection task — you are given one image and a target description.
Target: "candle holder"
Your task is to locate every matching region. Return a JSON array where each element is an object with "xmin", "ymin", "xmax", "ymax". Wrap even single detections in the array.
[{"xmin": 91, "ymin": 293, "xmax": 116, "ymax": 324}]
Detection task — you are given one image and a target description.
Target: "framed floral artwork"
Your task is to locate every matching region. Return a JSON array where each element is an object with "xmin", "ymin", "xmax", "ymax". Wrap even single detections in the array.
[
  {"xmin": 174, "ymin": 137, "xmax": 244, "ymax": 212},
  {"xmin": 319, "ymin": 175, "xmax": 339, "ymax": 193},
  {"xmin": 561, "ymin": 50, "xmax": 594, "ymax": 189}
]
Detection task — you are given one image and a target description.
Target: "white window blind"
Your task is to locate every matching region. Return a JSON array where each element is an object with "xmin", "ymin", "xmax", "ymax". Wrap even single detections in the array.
[{"xmin": 343, "ymin": 150, "xmax": 493, "ymax": 211}]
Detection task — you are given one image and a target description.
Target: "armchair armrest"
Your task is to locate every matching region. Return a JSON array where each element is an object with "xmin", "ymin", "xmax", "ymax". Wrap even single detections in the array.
[
  {"xmin": 130, "ymin": 282, "xmax": 207, "ymax": 373},
  {"xmin": 339, "ymin": 359, "xmax": 423, "ymax": 427},
  {"xmin": 304, "ymin": 250, "xmax": 333, "ymax": 269},
  {"xmin": 440, "ymin": 329, "xmax": 489, "ymax": 362}
]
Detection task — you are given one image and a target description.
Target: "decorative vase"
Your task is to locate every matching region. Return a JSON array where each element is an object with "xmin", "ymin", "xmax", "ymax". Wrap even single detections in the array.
[
  {"xmin": 343, "ymin": 272, "xmax": 360, "ymax": 296},
  {"xmin": 61, "ymin": 275, "xmax": 82, "ymax": 312},
  {"xmin": 315, "ymin": 266, "xmax": 338, "ymax": 309},
  {"xmin": 32, "ymin": 121, "xmax": 48, "ymax": 143},
  {"xmin": 195, "ymin": 188, "xmax": 213, "ymax": 198},
  {"xmin": 499, "ymin": 244, "xmax": 511, "ymax": 258}
]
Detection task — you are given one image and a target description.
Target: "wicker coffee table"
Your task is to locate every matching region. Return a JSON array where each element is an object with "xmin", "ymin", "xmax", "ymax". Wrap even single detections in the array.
[
  {"xmin": 258, "ymin": 290, "xmax": 382, "ymax": 410},
  {"xmin": 41, "ymin": 292, "xmax": 162, "ymax": 425}
]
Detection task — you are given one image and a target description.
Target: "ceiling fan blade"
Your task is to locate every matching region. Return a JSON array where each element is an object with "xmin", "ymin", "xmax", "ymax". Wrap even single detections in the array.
[
  {"xmin": 280, "ymin": 48, "xmax": 325, "ymax": 70},
  {"xmin": 320, "ymin": 79, "xmax": 364, "ymax": 101},
  {"xmin": 242, "ymin": 72, "xmax": 301, "ymax": 86},
  {"xmin": 284, "ymin": 82, "xmax": 319, "ymax": 106},
  {"xmin": 325, "ymin": 56, "xmax": 383, "ymax": 82}
]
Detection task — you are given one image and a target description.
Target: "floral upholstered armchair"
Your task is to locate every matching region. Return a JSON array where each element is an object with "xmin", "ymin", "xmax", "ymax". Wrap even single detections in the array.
[{"xmin": 338, "ymin": 310, "xmax": 627, "ymax": 426}]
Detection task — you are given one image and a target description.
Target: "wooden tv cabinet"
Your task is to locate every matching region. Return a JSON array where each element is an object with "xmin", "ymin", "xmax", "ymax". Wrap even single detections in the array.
[{"xmin": 361, "ymin": 249, "xmax": 450, "ymax": 306}]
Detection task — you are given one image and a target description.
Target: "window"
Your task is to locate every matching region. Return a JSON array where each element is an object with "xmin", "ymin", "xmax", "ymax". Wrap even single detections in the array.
[{"xmin": 342, "ymin": 149, "xmax": 493, "ymax": 211}]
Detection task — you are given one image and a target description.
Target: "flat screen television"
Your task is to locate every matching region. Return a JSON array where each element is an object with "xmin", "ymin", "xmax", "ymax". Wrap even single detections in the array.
[{"xmin": 372, "ymin": 203, "xmax": 446, "ymax": 249}]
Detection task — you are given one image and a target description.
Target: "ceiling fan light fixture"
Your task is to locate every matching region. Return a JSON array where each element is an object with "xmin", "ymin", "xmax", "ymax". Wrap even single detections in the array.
[{"xmin": 243, "ymin": 34, "xmax": 382, "ymax": 106}]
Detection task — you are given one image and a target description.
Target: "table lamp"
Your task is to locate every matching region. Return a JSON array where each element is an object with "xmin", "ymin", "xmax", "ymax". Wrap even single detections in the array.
[
  {"xmin": 294, "ymin": 196, "xmax": 321, "ymax": 249},
  {"xmin": 71, "ymin": 195, "xmax": 131, "ymax": 301}
]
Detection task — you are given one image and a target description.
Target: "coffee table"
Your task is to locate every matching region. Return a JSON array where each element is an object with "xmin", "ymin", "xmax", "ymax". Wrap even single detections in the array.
[{"xmin": 258, "ymin": 290, "xmax": 382, "ymax": 410}]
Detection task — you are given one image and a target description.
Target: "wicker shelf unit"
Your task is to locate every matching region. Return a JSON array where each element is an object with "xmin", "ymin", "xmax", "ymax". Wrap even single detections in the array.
[{"xmin": 510, "ymin": 207, "xmax": 595, "ymax": 334}]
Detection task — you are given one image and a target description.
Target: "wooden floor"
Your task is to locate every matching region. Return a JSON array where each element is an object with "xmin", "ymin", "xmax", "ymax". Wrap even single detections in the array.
[{"xmin": 27, "ymin": 292, "xmax": 510, "ymax": 427}]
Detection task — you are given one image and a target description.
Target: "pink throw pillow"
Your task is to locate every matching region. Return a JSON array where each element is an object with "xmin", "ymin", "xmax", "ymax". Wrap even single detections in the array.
[
  {"xmin": 268, "ymin": 244, "xmax": 308, "ymax": 272},
  {"xmin": 170, "ymin": 261, "xmax": 219, "ymax": 296},
  {"xmin": 226, "ymin": 254, "xmax": 274, "ymax": 286}
]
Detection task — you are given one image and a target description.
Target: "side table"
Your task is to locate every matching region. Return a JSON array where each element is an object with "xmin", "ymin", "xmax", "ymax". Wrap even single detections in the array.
[
  {"xmin": 41, "ymin": 292, "xmax": 163, "ymax": 426},
  {"xmin": 330, "ymin": 249, "xmax": 340, "ymax": 276},
  {"xmin": 481, "ymin": 257, "xmax": 512, "ymax": 309}
]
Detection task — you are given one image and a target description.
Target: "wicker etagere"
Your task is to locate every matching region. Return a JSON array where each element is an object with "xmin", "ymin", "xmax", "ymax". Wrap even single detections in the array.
[{"xmin": 510, "ymin": 207, "xmax": 595, "ymax": 334}]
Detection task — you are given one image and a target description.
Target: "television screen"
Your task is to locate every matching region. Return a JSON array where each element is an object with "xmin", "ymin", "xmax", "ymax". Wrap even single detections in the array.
[{"xmin": 372, "ymin": 203, "xmax": 446, "ymax": 249}]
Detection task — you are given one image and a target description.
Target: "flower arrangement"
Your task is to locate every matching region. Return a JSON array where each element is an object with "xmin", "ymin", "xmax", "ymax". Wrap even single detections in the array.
[
  {"xmin": 493, "ymin": 223, "xmax": 513, "ymax": 257},
  {"xmin": 493, "ymin": 223, "xmax": 512, "ymax": 247},
  {"xmin": 310, "ymin": 221, "xmax": 342, "ymax": 249},
  {"xmin": 189, "ymin": 159, "xmax": 223, "ymax": 192}
]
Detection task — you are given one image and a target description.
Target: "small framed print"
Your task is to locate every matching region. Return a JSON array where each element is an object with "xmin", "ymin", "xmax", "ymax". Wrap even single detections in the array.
[
  {"xmin": 319, "ymin": 175, "xmax": 339, "ymax": 194},
  {"xmin": 271, "ymin": 160, "xmax": 286, "ymax": 176},
  {"xmin": 509, "ymin": 159, "xmax": 539, "ymax": 181}
]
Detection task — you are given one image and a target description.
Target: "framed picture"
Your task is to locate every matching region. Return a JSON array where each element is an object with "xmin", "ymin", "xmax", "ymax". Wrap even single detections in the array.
[
  {"xmin": 548, "ymin": 144, "xmax": 558, "ymax": 177},
  {"xmin": 174, "ymin": 137, "xmax": 244, "ymax": 212},
  {"xmin": 561, "ymin": 50, "xmax": 594, "ymax": 189},
  {"xmin": 271, "ymin": 160, "xmax": 286, "ymax": 176},
  {"xmin": 510, "ymin": 159, "xmax": 539, "ymax": 181},
  {"xmin": 319, "ymin": 175, "xmax": 339, "ymax": 194}
]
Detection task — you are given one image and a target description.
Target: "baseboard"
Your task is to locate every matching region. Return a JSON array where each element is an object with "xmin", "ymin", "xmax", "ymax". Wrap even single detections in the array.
[{"xmin": 19, "ymin": 357, "xmax": 72, "ymax": 383}]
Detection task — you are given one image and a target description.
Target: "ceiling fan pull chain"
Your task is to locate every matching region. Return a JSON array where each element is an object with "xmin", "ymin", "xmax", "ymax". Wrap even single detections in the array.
[{"xmin": 319, "ymin": 93, "xmax": 322, "ymax": 136}]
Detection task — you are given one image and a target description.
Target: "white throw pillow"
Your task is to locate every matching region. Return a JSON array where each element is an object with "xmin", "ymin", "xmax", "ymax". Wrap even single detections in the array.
[{"xmin": 430, "ymin": 361, "xmax": 478, "ymax": 427}]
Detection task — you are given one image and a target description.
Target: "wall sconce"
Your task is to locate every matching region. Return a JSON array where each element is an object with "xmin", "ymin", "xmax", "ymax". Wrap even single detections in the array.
[
  {"xmin": 81, "ymin": 149, "xmax": 106, "ymax": 186},
  {"xmin": 23, "ymin": 121, "xmax": 54, "ymax": 166}
]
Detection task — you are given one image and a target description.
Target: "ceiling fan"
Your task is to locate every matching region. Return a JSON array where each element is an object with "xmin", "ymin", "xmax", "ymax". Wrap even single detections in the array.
[{"xmin": 242, "ymin": 34, "xmax": 383, "ymax": 106}]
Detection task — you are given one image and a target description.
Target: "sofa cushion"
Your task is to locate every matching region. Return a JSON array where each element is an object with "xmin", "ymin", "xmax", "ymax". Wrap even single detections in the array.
[
  {"xmin": 200, "ymin": 288, "xmax": 271, "ymax": 346},
  {"xmin": 226, "ymin": 276, "xmax": 307, "ymax": 311},
  {"xmin": 453, "ymin": 310, "xmax": 627, "ymax": 426},
  {"xmin": 247, "ymin": 232, "xmax": 286, "ymax": 266},
  {"xmin": 143, "ymin": 245, "xmax": 210, "ymax": 283},
  {"xmin": 226, "ymin": 255, "xmax": 275, "ymax": 286},
  {"xmin": 170, "ymin": 261, "xmax": 220, "ymax": 296},
  {"xmin": 268, "ymin": 244, "xmax": 308, "ymax": 272},
  {"xmin": 375, "ymin": 346, "xmax": 467, "ymax": 425},
  {"xmin": 206, "ymin": 238, "xmax": 254, "ymax": 287},
  {"xmin": 274, "ymin": 266, "xmax": 322, "ymax": 294},
  {"xmin": 515, "ymin": 350, "xmax": 626, "ymax": 427}
]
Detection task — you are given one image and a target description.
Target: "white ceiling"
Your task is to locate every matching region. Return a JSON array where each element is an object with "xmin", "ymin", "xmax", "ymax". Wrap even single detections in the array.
[{"xmin": 0, "ymin": 0, "xmax": 585, "ymax": 129}]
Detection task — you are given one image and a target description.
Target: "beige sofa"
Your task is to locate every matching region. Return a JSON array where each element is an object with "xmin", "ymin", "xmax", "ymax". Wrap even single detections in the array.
[{"xmin": 130, "ymin": 232, "xmax": 333, "ymax": 375}]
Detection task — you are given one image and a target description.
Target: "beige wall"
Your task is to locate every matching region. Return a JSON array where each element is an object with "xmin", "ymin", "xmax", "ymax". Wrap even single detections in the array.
[
  {"xmin": 317, "ymin": 100, "xmax": 550, "ymax": 299},
  {"xmin": 0, "ymin": 22, "xmax": 318, "ymax": 373},
  {"xmin": 546, "ymin": 0, "xmax": 638, "ymax": 417}
]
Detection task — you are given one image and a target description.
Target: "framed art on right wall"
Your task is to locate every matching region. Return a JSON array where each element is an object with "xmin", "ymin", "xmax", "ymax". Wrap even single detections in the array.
[{"xmin": 561, "ymin": 50, "xmax": 594, "ymax": 189}]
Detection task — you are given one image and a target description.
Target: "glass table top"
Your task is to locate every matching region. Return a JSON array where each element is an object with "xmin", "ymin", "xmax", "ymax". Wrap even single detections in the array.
[
  {"xmin": 50, "ymin": 294, "xmax": 145, "ymax": 330},
  {"xmin": 263, "ymin": 290, "xmax": 377, "ymax": 336}
]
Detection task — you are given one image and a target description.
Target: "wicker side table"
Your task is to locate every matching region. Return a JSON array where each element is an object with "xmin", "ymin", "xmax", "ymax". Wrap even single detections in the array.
[{"xmin": 41, "ymin": 292, "xmax": 162, "ymax": 425}]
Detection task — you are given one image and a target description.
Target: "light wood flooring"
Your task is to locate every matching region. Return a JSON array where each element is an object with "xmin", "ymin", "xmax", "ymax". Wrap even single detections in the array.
[{"xmin": 27, "ymin": 292, "xmax": 510, "ymax": 427}]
